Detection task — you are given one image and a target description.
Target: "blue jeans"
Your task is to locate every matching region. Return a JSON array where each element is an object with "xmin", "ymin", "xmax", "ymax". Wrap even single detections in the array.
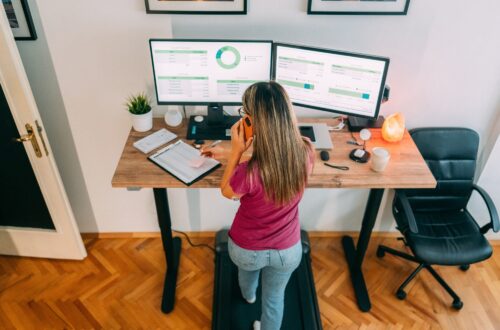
[{"xmin": 228, "ymin": 237, "xmax": 303, "ymax": 330}]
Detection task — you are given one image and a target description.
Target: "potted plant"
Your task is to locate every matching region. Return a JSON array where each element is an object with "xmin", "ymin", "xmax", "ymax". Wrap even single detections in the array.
[{"xmin": 126, "ymin": 93, "xmax": 153, "ymax": 132}]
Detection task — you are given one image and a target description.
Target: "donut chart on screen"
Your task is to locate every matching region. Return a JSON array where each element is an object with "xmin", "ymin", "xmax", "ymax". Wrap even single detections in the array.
[{"xmin": 216, "ymin": 46, "xmax": 241, "ymax": 69}]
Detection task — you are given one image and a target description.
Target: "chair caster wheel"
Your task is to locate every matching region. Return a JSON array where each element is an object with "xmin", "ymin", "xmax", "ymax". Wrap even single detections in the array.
[
  {"xmin": 452, "ymin": 300, "xmax": 463, "ymax": 310},
  {"xmin": 459, "ymin": 265, "xmax": 470, "ymax": 271},
  {"xmin": 376, "ymin": 247, "xmax": 385, "ymax": 258},
  {"xmin": 396, "ymin": 290, "xmax": 407, "ymax": 300}
]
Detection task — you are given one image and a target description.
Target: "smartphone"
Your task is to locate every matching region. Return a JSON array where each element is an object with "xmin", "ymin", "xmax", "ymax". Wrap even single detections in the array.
[{"xmin": 242, "ymin": 115, "xmax": 253, "ymax": 141}]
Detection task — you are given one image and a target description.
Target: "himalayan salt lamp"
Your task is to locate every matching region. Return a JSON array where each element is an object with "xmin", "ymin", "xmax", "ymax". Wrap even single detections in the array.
[{"xmin": 382, "ymin": 112, "xmax": 405, "ymax": 142}]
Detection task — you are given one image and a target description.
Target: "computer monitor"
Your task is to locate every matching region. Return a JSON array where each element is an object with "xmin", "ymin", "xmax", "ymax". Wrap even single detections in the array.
[
  {"xmin": 150, "ymin": 39, "xmax": 273, "ymax": 105},
  {"xmin": 273, "ymin": 43, "xmax": 390, "ymax": 123},
  {"xmin": 150, "ymin": 39, "xmax": 272, "ymax": 140}
]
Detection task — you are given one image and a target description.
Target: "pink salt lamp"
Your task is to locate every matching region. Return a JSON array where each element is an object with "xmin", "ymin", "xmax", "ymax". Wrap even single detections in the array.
[{"xmin": 382, "ymin": 113, "xmax": 405, "ymax": 142}]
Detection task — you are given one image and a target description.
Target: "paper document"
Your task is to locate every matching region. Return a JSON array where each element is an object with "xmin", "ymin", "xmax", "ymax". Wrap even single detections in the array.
[{"xmin": 148, "ymin": 140, "xmax": 220, "ymax": 185}]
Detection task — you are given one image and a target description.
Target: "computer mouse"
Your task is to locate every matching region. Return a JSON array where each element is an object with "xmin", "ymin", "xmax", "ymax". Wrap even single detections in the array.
[{"xmin": 320, "ymin": 150, "xmax": 330, "ymax": 161}]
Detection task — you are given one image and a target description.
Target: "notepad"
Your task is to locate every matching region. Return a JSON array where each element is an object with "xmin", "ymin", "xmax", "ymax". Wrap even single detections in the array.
[{"xmin": 148, "ymin": 140, "xmax": 221, "ymax": 186}]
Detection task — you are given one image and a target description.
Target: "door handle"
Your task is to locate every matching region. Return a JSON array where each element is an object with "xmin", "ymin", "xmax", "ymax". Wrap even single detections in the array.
[
  {"xmin": 15, "ymin": 133, "xmax": 33, "ymax": 142},
  {"xmin": 14, "ymin": 123, "xmax": 43, "ymax": 158}
]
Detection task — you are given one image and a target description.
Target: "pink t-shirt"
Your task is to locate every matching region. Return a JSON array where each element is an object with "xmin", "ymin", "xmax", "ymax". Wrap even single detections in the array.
[{"xmin": 228, "ymin": 149, "xmax": 314, "ymax": 250}]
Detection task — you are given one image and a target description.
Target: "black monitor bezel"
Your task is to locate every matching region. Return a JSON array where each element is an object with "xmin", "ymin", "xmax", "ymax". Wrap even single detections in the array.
[
  {"xmin": 149, "ymin": 39, "xmax": 274, "ymax": 106},
  {"xmin": 272, "ymin": 42, "xmax": 390, "ymax": 120}
]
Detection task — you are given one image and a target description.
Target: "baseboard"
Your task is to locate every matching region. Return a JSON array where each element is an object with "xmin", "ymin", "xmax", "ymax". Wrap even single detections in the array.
[
  {"xmin": 306, "ymin": 231, "xmax": 401, "ymax": 238},
  {"xmin": 80, "ymin": 231, "xmax": 500, "ymax": 245},
  {"xmin": 81, "ymin": 231, "xmax": 216, "ymax": 239},
  {"xmin": 80, "ymin": 231, "xmax": 403, "ymax": 240}
]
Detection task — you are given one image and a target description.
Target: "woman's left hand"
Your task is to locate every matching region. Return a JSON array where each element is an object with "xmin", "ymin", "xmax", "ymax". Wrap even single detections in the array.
[{"xmin": 231, "ymin": 120, "xmax": 253, "ymax": 157}]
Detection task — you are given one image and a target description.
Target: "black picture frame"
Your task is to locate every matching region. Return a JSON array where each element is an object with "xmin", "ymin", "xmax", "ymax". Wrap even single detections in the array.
[
  {"xmin": 307, "ymin": 0, "xmax": 410, "ymax": 16},
  {"xmin": 3, "ymin": 0, "xmax": 37, "ymax": 40},
  {"xmin": 145, "ymin": 0, "xmax": 247, "ymax": 15}
]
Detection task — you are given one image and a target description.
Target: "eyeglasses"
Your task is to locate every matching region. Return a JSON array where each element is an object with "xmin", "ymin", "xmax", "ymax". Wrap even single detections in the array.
[{"xmin": 237, "ymin": 107, "xmax": 246, "ymax": 117}]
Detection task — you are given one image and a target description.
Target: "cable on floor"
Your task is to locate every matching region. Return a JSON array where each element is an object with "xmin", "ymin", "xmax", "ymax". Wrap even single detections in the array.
[{"xmin": 173, "ymin": 229, "xmax": 216, "ymax": 253}]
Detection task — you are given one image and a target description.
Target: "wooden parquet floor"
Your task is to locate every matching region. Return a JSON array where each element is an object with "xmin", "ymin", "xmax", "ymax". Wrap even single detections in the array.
[{"xmin": 0, "ymin": 236, "xmax": 499, "ymax": 329}]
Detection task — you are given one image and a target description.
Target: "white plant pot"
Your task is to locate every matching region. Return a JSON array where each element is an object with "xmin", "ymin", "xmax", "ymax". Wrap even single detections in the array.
[{"xmin": 131, "ymin": 111, "xmax": 153, "ymax": 132}]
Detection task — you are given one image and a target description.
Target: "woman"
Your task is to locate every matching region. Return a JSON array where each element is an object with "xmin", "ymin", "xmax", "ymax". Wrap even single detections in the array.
[{"xmin": 204, "ymin": 81, "xmax": 314, "ymax": 330}]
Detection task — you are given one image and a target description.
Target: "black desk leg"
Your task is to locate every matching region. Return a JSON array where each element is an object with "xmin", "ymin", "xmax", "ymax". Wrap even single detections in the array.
[
  {"xmin": 341, "ymin": 188, "xmax": 384, "ymax": 312},
  {"xmin": 153, "ymin": 188, "xmax": 182, "ymax": 314}
]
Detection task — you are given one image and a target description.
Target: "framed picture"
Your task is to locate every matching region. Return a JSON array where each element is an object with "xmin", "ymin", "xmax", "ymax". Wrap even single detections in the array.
[
  {"xmin": 145, "ymin": 0, "xmax": 247, "ymax": 15},
  {"xmin": 308, "ymin": 0, "xmax": 411, "ymax": 15},
  {"xmin": 2, "ymin": 0, "xmax": 36, "ymax": 40}
]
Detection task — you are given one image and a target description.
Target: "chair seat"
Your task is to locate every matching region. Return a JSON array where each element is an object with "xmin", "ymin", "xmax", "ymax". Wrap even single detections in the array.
[{"xmin": 402, "ymin": 210, "xmax": 492, "ymax": 265}]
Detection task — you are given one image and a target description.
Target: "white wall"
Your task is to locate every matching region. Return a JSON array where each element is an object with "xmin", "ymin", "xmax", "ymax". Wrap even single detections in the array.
[
  {"xmin": 469, "ymin": 136, "xmax": 500, "ymax": 237},
  {"xmin": 25, "ymin": 0, "xmax": 500, "ymax": 234},
  {"xmin": 16, "ymin": 0, "xmax": 96, "ymax": 230},
  {"xmin": 32, "ymin": 0, "xmax": 172, "ymax": 232},
  {"xmin": 469, "ymin": 108, "xmax": 500, "ymax": 238}
]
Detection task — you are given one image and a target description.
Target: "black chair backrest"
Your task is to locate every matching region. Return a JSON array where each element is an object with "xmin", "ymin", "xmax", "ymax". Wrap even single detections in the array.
[{"xmin": 405, "ymin": 127, "xmax": 479, "ymax": 212}]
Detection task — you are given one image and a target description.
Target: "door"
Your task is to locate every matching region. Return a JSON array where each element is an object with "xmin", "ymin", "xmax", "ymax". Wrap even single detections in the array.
[{"xmin": 0, "ymin": 6, "xmax": 86, "ymax": 259}]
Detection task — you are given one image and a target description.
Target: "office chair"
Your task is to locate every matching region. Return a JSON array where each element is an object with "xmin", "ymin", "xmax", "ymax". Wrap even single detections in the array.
[{"xmin": 377, "ymin": 127, "xmax": 499, "ymax": 310}]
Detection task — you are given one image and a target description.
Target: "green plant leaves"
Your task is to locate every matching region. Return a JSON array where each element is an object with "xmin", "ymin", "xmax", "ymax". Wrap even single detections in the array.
[{"xmin": 126, "ymin": 93, "xmax": 152, "ymax": 115}]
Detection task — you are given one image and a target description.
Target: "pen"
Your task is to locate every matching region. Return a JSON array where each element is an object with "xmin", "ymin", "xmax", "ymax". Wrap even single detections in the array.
[
  {"xmin": 200, "ymin": 140, "xmax": 222, "ymax": 158},
  {"xmin": 207, "ymin": 140, "xmax": 222, "ymax": 148}
]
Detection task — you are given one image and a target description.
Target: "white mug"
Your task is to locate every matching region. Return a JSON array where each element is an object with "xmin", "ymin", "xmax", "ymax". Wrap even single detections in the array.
[{"xmin": 371, "ymin": 147, "xmax": 391, "ymax": 172}]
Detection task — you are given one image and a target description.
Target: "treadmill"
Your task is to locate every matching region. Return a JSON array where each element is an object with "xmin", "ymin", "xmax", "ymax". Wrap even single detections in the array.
[{"xmin": 212, "ymin": 230, "xmax": 322, "ymax": 330}]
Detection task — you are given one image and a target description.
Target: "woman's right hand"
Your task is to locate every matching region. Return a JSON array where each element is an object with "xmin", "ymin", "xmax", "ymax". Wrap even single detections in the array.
[
  {"xmin": 200, "ymin": 145, "xmax": 225, "ymax": 159},
  {"xmin": 230, "ymin": 120, "xmax": 253, "ymax": 157}
]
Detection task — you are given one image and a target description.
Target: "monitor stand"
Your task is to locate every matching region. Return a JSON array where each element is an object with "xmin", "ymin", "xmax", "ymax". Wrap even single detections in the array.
[
  {"xmin": 348, "ymin": 116, "xmax": 385, "ymax": 132},
  {"xmin": 187, "ymin": 103, "xmax": 240, "ymax": 140}
]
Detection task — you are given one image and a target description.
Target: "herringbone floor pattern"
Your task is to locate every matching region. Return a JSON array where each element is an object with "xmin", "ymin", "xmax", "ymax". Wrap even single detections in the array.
[{"xmin": 0, "ymin": 236, "xmax": 499, "ymax": 329}]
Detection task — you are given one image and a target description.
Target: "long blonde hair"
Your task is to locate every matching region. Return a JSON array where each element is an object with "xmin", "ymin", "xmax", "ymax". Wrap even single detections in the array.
[{"xmin": 243, "ymin": 81, "xmax": 312, "ymax": 205}]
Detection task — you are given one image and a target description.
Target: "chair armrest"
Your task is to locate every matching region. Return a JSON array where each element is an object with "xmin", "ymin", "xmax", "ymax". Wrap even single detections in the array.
[
  {"xmin": 394, "ymin": 190, "xmax": 419, "ymax": 234},
  {"xmin": 472, "ymin": 184, "xmax": 500, "ymax": 233}
]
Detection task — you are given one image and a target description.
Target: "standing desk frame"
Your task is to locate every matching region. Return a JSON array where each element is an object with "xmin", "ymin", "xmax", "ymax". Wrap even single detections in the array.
[
  {"xmin": 152, "ymin": 188, "xmax": 180, "ymax": 313},
  {"xmin": 112, "ymin": 118, "xmax": 436, "ymax": 315}
]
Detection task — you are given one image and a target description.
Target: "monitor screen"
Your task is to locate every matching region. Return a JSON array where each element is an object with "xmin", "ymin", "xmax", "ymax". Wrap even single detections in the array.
[
  {"xmin": 274, "ymin": 43, "xmax": 389, "ymax": 119},
  {"xmin": 150, "ymin": 39, "xmax": 273, "ymax": 105}
]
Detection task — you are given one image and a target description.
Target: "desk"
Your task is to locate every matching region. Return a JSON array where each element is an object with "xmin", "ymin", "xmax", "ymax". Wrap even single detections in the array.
[{"xmin": 112, "ymin": 117, "xmax": 436, "ymax": 314}]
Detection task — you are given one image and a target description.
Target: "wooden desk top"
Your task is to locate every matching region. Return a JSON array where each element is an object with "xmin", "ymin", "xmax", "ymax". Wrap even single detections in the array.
[{"xmin": 112, "ymin": 118, "xmax": 436, "ymax": 189}]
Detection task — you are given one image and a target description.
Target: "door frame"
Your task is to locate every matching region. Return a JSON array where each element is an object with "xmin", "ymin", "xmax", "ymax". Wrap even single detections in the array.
[{"xmin": 0, "ymin": 6, "xmax": 86, "ymax": 259}]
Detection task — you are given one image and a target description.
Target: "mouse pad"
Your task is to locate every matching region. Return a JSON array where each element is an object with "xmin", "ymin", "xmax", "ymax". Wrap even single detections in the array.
[{"xmin": 187, "ymin": 116, "xmax": 239, "ymax": 141}]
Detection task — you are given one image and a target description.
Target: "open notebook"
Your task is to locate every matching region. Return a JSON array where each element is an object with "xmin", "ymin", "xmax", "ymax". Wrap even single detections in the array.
[{"xmin": 148, "ymin": 140, "xmax": 221, "ymax": 186}]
